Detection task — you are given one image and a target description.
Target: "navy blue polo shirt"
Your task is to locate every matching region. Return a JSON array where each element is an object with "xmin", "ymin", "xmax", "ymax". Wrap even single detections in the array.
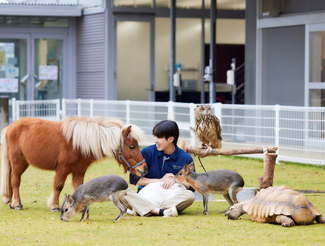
[{"xmin": 129, "ymin": 144, "xmax": 194, "ymax": 192}]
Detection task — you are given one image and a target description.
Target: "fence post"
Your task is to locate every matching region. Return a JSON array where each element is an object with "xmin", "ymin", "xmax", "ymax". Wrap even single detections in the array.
[
  {"xmin": 190, "ymin": 103, "xmax": 196, "ymax": 146},
  {"xmin": 56, "ymin": 99, "xmax": 60, "ymax": 121},
  {"xmin": 213, "ymin": 102, "xmax": 222, "ymax": 125},
  {"xmin": 77, "ymin": 98, "xmax": 82, "ymax": 117},
  {"xmin": 61, "ymin": 98, "xmax": 66, "ymax": 119},
  {"xmin": 90, "ymin": 99, "xmax": 94, "ymax": 118},
  {"xmin": 12, "ymin": 98, "xmax": 16, "ymax": 122},
  {"xmin": 274, "ymin": 104, "xmax": 280, "ymax": 163},
  {"xmin": 126, "ymin": 100, "xmax": 130, "ymax": 124},
  {"xmin": 168, "ymin": 101, "xmax": 175, "ymax": 121}
]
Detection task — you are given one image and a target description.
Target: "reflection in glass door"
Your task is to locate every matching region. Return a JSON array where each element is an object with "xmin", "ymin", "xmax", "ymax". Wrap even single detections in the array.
[
  {"xmin": 34, "ymin": 39, "xmax": 63, "ymax": 100},
  {"xmin": 0, "ymin": 39, "xmax": 27, "ymax": 101}
]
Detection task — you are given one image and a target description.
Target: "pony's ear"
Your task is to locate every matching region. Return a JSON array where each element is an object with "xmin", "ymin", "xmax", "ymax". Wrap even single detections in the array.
[
  {"xmin": 188, "ymin": 162, "xmax": 195, "ymax": 171},
  {"xmin": 122, "ymin": 125, "xmax": 132, "ymax": 138}
]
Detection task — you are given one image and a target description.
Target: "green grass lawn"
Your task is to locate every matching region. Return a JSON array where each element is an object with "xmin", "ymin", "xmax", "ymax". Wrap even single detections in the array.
[{"xmin": 1, "ymin": 154, "xmax": 325, "ymax": 246}]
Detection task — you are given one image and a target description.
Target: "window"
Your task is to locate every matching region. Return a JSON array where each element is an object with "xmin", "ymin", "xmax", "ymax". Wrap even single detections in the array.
[{"xmin": 306, "ymin": 25, "xmax": 325, "ymax": 107}]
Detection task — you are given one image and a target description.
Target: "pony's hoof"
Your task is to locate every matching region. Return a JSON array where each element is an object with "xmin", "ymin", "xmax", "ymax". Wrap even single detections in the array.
[
  {"xmin": 3, "ymin": 197, "xmax": 11, "ymax": 204},
  {"xmin": 10, "ymin": 204, "xmax": 23, "ymax": 210},
  {"xmin": 51, "ymin": 208, "xmax": 60, "ymax": 212}
]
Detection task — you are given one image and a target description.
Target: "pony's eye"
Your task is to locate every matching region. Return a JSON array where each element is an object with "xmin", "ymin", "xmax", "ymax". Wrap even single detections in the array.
[{"xmin": 129, "ymin": 145, "xmax": 135, "ymax": 150}]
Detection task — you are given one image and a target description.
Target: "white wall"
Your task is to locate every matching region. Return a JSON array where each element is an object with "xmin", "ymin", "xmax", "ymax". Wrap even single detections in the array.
[
  {"xmin": 205, "ymin": 18, "xmax": 245, "ymax": 44},
  {"xmin": 117, "ymin": 21, "xmax": 150, "ymax": 100}
]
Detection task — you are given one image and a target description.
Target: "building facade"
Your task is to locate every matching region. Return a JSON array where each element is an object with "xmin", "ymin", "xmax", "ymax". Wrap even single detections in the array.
[
  {"xmin": 0, "ymin": 0, "xmax": 245, "ymax": 105},
  {"xmin": 246, "ymin": 0, "xmax": 325, "ymax": 107},
  {"xmin": 0, "ymin": 3, "xmax": 83, "ymax": 102},
  {"xmin": 1, "ymin": 0, "xmax": 324, "ymax": 107}
]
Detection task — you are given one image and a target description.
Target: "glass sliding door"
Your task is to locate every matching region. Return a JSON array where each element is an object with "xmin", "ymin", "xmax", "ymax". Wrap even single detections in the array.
[
  {"xmin": 0, "ymin": 38, "xmax": 28, "ymax": 101},
  {"xmin": 34, "ymin": 38, "xmax": 63, "ymax": 100},
  {"xmin": 0, "ymin": 36, "xmax": 64, "ymax": 101}
]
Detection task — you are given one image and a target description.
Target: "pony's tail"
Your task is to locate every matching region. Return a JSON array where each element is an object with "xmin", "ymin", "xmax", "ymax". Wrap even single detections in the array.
[{"xmin": 1, "ymin": 128, "xmax": 12, "ymax": 204}]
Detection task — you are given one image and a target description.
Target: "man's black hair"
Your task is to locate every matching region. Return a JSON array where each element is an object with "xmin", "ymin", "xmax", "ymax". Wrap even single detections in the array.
[{"xmin": 152, "ymin": 120, "xmax": 179, "ymax": 146}]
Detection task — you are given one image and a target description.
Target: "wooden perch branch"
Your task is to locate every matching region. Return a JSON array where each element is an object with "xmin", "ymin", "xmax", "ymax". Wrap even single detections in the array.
[
  {"xmin": 184, "ymin": 144, "xmax": 278, "ymax": 190},
  {"xmin": 257, "ymin": 153, "xmax": 277, "ymax": 189},
  {"xmin": 185, "ymin": 146, "xmax": 277, "ymax": 158}
]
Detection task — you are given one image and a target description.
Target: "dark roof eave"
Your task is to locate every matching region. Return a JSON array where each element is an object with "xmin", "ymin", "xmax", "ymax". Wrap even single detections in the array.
[{"xmin": 0, "ymin": 4, "xmax": 82, "ymax": 17}]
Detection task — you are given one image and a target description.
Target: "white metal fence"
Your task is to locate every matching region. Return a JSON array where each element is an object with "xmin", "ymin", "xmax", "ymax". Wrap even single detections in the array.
[{"xmin": 11, "ymin": 98, "xmax": 325, "ymax": 166}]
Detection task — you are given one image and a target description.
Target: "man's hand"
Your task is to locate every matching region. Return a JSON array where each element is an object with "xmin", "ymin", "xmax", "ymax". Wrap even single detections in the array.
[{"xmin": 161, "ymin": 174, "xmax": 176, "ymax": 189}]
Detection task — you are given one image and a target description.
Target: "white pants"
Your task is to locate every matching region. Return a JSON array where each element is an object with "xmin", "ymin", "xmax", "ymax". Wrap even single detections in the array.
[{"xmin": 121, "ymin": 189, "xmax": 195, "ymax": 217}]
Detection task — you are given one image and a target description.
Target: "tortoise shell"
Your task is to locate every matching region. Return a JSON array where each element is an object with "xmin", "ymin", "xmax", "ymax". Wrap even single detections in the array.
[{"xmin": 243, "ymin": 185, "xmax": 322, "ymax": 225}]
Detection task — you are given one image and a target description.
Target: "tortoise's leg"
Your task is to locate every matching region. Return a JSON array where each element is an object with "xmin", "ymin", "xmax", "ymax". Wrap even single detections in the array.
[
  {"xmin": 315, "ymin": 215, "xmax": 325, "ymax": 224},
  {"xmin": 275, "ymin": 215, "xmax": 295, "ymax": 227}
]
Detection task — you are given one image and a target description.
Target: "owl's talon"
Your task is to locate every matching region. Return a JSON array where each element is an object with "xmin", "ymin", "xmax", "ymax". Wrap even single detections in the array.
[
  {"xmin": 199, "ymin": 144, "xmax": 208, "ymax": 149},
  {"xmin": 206, "ymin": 146, "xmax": 213, "ymax": 153}
]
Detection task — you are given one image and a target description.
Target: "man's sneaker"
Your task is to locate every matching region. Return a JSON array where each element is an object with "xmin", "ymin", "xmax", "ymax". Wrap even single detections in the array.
[
  {"xmin": 163, "ymin": 206, "xmax": 178, "ymax": 217},
  {"xmin": 126, "ymin": 208, "xmax": 138, "ymax": 216}
]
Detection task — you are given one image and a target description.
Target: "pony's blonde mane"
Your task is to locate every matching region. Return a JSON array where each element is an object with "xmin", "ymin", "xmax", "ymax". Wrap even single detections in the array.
[{"xmin": 61, "ymin": 116, "xmax": 143, "ymax": 159}]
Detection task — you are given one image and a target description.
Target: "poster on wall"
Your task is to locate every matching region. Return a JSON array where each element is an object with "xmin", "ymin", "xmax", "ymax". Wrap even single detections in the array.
[
  {"xmin": 6, "ymin": 67, "xmax": 19, "ymax": 78},
  {"xmin": 0, "ymin": 78, "xmax": 18, "ymax": 93},
  {"xmin": 0, "ymin": 50, "xmax": 5, "ymax": 66},
  {"xmin": 39, "ymin": 65, "xmax": 58, "ymax": 80}
]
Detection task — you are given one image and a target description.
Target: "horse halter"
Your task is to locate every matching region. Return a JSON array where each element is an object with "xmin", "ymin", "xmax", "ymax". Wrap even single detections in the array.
[{"xmin": 118, "ymin": 145, "xmax": 146, "ymax": 172}]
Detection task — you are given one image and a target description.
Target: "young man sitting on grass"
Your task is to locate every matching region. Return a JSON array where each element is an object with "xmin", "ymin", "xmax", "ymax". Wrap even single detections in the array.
[{"xmin": 122, "ymin": 120, "xmax": 195, "ymax": 217}]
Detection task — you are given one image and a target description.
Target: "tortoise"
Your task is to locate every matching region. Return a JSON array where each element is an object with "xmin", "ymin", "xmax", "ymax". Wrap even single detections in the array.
[{"xmin": 225, "ymin": 185, "xmax": 325, "ymax": 227}]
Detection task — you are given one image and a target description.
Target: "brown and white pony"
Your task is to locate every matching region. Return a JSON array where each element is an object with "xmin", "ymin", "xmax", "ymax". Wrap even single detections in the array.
[{"xmin": 1, "ymin": 116, "xmax": 148, "ymax": 211}]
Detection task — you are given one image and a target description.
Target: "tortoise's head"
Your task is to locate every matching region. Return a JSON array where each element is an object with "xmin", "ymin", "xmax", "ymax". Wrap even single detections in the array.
[{"xmin": 225, "ymin": 204, "xmax": 242, "ymax": 220}]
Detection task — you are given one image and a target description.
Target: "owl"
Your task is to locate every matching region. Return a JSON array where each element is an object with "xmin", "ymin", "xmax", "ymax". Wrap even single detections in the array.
[{"xmin": 195, "ymin": 105, "xmax": 222, "ymax": 149}]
